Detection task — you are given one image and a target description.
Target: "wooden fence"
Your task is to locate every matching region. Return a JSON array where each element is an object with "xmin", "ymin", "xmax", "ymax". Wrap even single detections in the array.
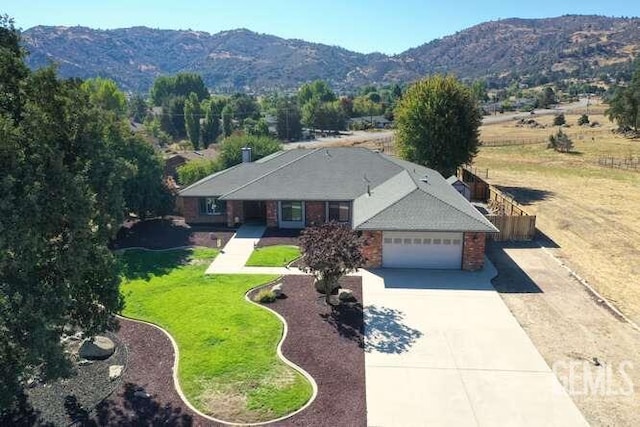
[
  {"xmin": 597, "ymin": 156, "xmax": 640, "ymax": 172},
  {"xmin": 458, "ymin": 166, "xmax": 537, "ymax": 241}
]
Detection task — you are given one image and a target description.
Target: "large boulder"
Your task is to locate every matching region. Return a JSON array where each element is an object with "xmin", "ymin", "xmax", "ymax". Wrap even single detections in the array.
[
  {"xmin": 79, "ymin": 335, "xmax": 116, "ymax": 360},
  {"xmin": 109, "ymin": 365, "xmax": 124, "ymax": 381},
  {"xmin": 271, "ymin": 283, "xmax": 283, "ymax": 298}
]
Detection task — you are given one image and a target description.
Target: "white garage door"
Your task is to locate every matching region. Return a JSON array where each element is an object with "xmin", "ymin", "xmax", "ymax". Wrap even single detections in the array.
[{"xmin": 382, "ymin": 231, "xmax": 463, "ymax": 269}]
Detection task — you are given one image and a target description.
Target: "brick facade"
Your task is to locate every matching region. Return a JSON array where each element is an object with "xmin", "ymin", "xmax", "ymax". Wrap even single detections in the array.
[
  {"xmin": 180, "ymin": 197, "xmax": 226, "ymax": 225},
  {"xmin": 226, "ymin": 200, "xmax": 244, "ymax": 227},
  {"xmin": 462, "ymin": 232, "xmax": 486, "ymax": 271},
  {"xmin": 361, "ymin": 231, "xmax": 382, "ymax": 268},
  {"xmin": 266, "ymin": 201, "xmax": 278, "ymax": 227},
  {"xmin": 305, "ymin": 201, "xmax": 326, "ymax": 226}
]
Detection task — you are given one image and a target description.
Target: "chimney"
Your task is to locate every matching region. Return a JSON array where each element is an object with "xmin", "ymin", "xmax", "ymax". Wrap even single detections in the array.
[{"xmin": 241, "ymin": 147, "xmax": 252, "ymax": 163}]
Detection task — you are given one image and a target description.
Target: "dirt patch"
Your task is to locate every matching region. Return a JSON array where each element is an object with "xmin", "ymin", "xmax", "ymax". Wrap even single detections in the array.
[
  {"xmin": 112, "ymin": 217, "xmax": 235, "ymax": 250},
  {"xmin": 251, "ymin": 275, "xmax": 366, "ymax": 426},
  {"xmin": 488, "ymin": 241, "xmax": 640, "ymax": 426}
]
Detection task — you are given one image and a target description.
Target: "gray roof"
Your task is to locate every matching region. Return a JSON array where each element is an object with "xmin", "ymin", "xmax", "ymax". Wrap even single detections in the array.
[{"xmin": 179, "ymin": 147, "xmax": 497, "ymax": 233}]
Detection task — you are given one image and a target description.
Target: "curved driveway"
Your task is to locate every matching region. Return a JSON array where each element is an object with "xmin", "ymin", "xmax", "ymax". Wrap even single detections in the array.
[{"xmin": 362, "ymin": 263, "xmax": 588, "ymax": 426}]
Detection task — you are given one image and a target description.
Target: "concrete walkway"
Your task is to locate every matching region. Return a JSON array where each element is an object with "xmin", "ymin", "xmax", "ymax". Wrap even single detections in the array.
[
  {"xmin": 362, "ymin": 262, "xmax": 588, "ymax": 427},
  {"xmin": 205, "ymin": 224, "xmax": 267, "ymax": 274}
]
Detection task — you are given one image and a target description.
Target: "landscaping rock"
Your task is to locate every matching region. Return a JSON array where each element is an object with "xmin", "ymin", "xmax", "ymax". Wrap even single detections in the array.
[
  {"xmin": 78, "ymin": 359, "xmax": 93, "ymax": 366},
  {"xmin": 338, "ymin": 288, "xmax": 356, "ymax": 302},
  {"xmin": 109, "ymin": 365, "xmax": 124, "ymax": 381},
  {"xmin": 79, "ymin": 335, "xmax": 116, "ymax": 360},
  {"xmin": 271, "ymin": 283, "xmax": 283, "ymax": 297}
]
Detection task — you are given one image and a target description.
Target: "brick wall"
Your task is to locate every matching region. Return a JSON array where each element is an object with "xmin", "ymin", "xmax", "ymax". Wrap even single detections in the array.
[
  {"xmin": 462, "ymin": 232, "xmax": 486, "ymax": 271},
  {"xmin": 226, "ymin": 201, "xmax": 244, "ymax": 227},
  {"xmin": 305, "ymin": 201, "xmax": 326, "ymax": 226},
  {"xmin": 265, "ymin": 201, "xmax": 277, "ymax": 227},
  {"xmin": 180, "ymin": 197, "xmax": 226, "ymax": 225},
  {"xmin": 361, "ymin": 231, "xmax": 382, "ymax": 268}
]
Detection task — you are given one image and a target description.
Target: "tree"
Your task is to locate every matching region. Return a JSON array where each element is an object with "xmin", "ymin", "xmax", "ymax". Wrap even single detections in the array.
[
  {"xmin": 470, "ymin": 80, "xmax": 489, "ymax": 103},
  {"xmin": 553, "ymin": 113, "xmax": 566, "ymax": 126},
  {"xmin": 128, "ymin": 94, "xmax": 149, "ymax": 123},
  {"xmin": 578, "ymin": 114, "xmax": 590, "ymax": 126},
  {"xmin": 80, "ymin": 77, "xmax": 126, "ymax": 117},
  {"xmin": 217, "ymin": 134, "xmax": 282, "ymax": 169},
  {"xmin": 276, "ymin": 98, "xmax": 302, "ymax": 141},
  {"xmin": 149, "ymin": 73, "xmax": 208, "ymax": 106},
  {"xmin": 395, "ymin": 74, "xmax": 482, "ymax": 177},
  {"xmin": 166, "ymin": 96, "xmax": 186, "ymax": 139},
  {"xmin": 184, "ymin": 92, "xmax": 201, "ymax": 149},
  {"xmin": 202, "ymin": 98, "xmax": 224, "ymax": 147},
  {"xmin": 298, "ymin": 80, "xmax": 336, "ymax": 105},
  {"xmin": 548, "ymin": 129, "xmax": 574, "ymax": 152},
  {"xmin": 177, "ymin": 158, "xmax": 220, "ymax": 186},
  {"xmin": 606, "ymin": 65, "xmax": 640, "ymax": 132},
  {"xmin": 221, "ymin": 104, "xmax": 234, "ymax": 137},
  {"xmin": 298, "ymin": 222, "xmax": 365, "ymax": 304},
  {"xmin": 538, "ymin": 86, "xmax": 557, "ymax": 108},
  {"xmin": 0, "ymin": 20, "xmax": 126, "ymax": 408}
]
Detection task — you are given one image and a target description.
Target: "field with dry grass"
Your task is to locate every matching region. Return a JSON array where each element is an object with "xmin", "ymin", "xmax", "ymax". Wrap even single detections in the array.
[{"xmin": 474, "ymin": 102, "xmax": 640, "ymax": 325}]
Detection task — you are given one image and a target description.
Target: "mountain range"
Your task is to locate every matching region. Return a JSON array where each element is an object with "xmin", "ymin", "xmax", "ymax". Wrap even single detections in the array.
[{"xmin": 22, "ymin": 15, "xmax": 640, "ymax": 93}]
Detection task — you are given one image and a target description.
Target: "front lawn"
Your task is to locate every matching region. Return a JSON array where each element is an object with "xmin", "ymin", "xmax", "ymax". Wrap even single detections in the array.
[
  {"xmin": 246, "ymin": 245, "xmax": 301, "ymax": 267},
  {"xmin": 118, "ymin": 247, "xmax": 313, "ymax": 423}
]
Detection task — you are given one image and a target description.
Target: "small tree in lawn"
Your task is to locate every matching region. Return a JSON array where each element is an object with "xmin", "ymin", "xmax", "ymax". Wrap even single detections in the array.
[{"xmin": 299, "ymin": 222, "xmax": 365, "ymax": 305}]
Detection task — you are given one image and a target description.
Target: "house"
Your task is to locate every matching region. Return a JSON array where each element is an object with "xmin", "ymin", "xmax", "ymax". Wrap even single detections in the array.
[
  {"xmin": 178, "ymin": 147, "xmax": 498, "ymax": 271},
  {"xmin": 446, "ymin": 176, "xmax": 471, "ymax": 201},
  {"xmin": 164, "ymin": 148, "xmax": 219, "ymax": 180}
]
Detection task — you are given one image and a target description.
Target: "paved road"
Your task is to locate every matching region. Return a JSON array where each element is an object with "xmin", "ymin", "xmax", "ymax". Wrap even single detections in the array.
[
  {"xmin": 362, "ymin": 265, "xmax": 588, "ymax": 426},
  {"xmin": 482, "ymin": 98, "xmax": 591, "ymax": 125}
]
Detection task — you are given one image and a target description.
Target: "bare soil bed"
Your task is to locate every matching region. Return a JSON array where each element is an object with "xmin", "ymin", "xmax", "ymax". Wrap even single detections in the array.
[
  {"xmin": 112, "ymin": 217, "xmax": 235, "ymax": 250},
  {"xmin": 251, "ymin": 275, "xmax": 366, "ymax": 426},
  {"xmin": 488, "ymin": 241, "xmax": 640, "ymax": 426}
]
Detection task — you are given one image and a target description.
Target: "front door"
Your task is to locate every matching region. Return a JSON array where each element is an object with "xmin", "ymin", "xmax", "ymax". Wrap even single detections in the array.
[{"xmin": 243, "ymin": 201, "xmax": 266, "ymax": 223}]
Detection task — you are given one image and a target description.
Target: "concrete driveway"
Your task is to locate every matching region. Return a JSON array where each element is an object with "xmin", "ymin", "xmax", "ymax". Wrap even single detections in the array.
[{"xmin": 362, "ymin": 262, "xmax": 588, "ymax": 426}]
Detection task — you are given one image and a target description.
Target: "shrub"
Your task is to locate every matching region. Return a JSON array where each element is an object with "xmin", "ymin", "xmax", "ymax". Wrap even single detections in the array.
[
  {"xmin": 578, "ymin": 114, "xmax": 590, "ymax": 126},
  {"xmin": 553, "ymin": 113, "xmax": 566, "ymax": 126},
  {"xmin": 254, "ymin": 289, "xmax": 276, "ymax": 303},
  {"xmin": 548, "ymin": 129, "xmax": 574, "ymax": 152}
]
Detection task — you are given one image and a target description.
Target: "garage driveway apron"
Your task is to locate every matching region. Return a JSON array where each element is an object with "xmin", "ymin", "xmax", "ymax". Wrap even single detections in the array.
[{"xmin": 362, "ymin": 261, "xmax": 588, "ymax": 427}]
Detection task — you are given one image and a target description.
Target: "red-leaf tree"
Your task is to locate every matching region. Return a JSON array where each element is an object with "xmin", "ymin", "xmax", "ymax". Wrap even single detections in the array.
[{"xmin": 299, "ymin": 222, "xmax": 365, "ymax": 304}]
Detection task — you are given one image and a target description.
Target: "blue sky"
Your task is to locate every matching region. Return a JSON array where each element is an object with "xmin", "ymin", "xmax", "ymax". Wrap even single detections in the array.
[{"xmin": 5, "ymin": 0, "xmax": 640, "ymax": 54}]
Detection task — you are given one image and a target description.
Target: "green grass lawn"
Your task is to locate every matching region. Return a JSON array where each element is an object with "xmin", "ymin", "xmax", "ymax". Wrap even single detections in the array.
[
  {"xmin": 118, "ymin": 247, "xmax": 312, "ymax": 423},
  {"xmin": 245, "ymin": 245, "xmax": 301, "ymax": 267}
]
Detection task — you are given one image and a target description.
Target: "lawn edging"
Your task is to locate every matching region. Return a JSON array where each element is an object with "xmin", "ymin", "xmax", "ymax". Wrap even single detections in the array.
[
  {"xmin": 116, "ymin": 267, "xmax": 318, "ymax": 426},
  {"xmin": 243, "ymin": 279, "xmax": 319, "ymax": 423}
]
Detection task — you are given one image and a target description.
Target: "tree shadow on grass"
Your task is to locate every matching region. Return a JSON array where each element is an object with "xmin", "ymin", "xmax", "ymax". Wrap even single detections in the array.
[
  {"xmin": 364, "ymin": 306, "xmax": 423, "ymax": 354},
  {"xmin": 116, "ymin": 248, "xmax": 192, "ymax": 281},
  {"xmin": 319, "ymin": 302, "xmax": 365, "ymax": 348},
  {"xmin": 64, "ymin": 383, "xmax": 193, "ymax": 426}
]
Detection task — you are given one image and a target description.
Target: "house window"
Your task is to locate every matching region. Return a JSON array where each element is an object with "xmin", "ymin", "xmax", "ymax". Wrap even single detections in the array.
[
  {"xmin": 199, "ymin": 197, "xmax": 226, "ymax": 215},
  {"xmin": 328, "ymin": 201, "xmax": 350, "ymax": 222},
  {"xmin": 281, "ymin": 201, "xmax": 303, "ymax": 222}
]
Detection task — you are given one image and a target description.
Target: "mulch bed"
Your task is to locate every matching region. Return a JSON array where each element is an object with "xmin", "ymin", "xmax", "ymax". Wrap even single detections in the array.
[
  {"xmin": 111, "ymin": 217, "xmax": 236, "ymax": 250},
  {"xmin": 253, "ymin": 276, "xmax": 366, "ymax": 426},
  {"xmin": 257, "ymin": 228, "xmax": 301, "ymax": 247},
  {"xmin": 83, "ymin": 318, "xmax": 217, "ymax": 426}
]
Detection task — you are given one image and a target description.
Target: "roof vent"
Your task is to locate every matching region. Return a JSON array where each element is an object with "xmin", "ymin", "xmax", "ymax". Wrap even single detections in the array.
[{"xmin": 421, "ymin": 176, "xmax": 429, "ymax": 184}]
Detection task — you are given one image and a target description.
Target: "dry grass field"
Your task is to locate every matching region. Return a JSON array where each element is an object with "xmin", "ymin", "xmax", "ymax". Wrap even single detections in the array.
[{"xmin": 474, "ymin": 102, "xmax": 640, "ymax": 325}]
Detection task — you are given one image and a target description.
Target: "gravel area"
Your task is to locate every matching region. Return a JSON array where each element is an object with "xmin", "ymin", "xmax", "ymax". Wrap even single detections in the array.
[
  {"xmin": 111, "ymin": 217, "xmax": 236, "ymax": 250},
  {"xmin": 252, "ymin": 275, "xmax": 366, "ymax": 426},
  {"xmin": 7, "ymin": 331, "xmax": 127, "ymax": 426}
]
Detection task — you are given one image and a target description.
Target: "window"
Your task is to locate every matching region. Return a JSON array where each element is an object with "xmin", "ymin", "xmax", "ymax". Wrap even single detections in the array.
[
  {"xmin": 384, "ymin": 238, "xmax": 392, "ymax": 244},
  {"xmin": 413, "ymin": 238, "xmax": 422, "ymax": 244},
  {"xmin": 433, "ymin": 239, "xmax": 442, "ymax": 244},
  {"xmin": 423, "ymin": 238, "xmax": 432, "ymax": 244},
  {"xmin": 199, "ymin": 197, "xmax": 226, "ymax": 215},
  {"xmin": 452, "ymin": 239, "xmax": 461, "ymax": 245},
  {"xmin": 443, "ymin": 239, "xmax": 452, "ymax": 245},
  {"xmin": 328, "ymin": 201, "xmax": 350, "ymax": 222},
  {"xmin": 404, "ymin": 238, "xmax": 412, "ymax": 244},
  {"xmin": 281, "ymin": 201, "xmax": 303, "ymax": 222}
]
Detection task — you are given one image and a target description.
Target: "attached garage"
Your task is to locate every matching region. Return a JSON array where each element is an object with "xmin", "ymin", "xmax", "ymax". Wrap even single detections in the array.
[{"xmin": 382, "ymin": 231, "xmax": 463, "ymax": 269}]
